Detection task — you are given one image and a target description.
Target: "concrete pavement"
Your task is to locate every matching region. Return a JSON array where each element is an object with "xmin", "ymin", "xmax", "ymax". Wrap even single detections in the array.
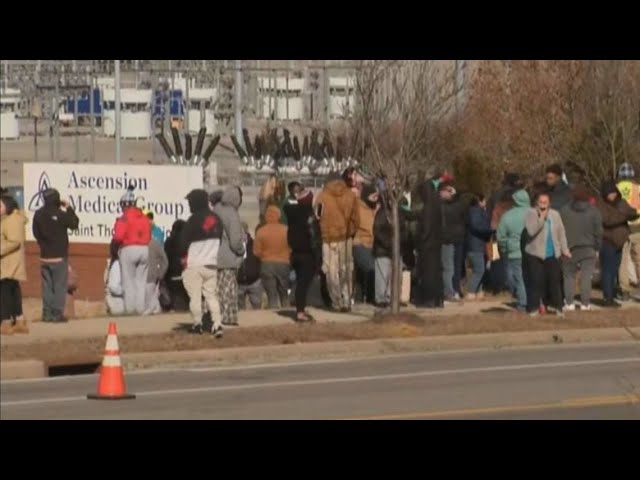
[
  {"xmin": 2, "ymin": 343, "xmax": 639, "ymax": 419},
  {"xmin": 4, "ymin": 298, "xmax": 639, "ymax": 346}
]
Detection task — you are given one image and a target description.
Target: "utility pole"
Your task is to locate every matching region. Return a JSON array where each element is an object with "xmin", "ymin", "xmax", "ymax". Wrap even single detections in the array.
[
  {"xmin": 115, "ymin": 59, "xmax": 121, "ymax": 164},
  {"xmin": 234, "ymin": 59, "xmax": 244, "ymax": 149}
]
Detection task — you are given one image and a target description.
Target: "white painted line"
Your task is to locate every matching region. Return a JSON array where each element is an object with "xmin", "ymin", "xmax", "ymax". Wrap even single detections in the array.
[{"xmin": 2, "ymin": 356, "xmax": 638, "ymax": 408}]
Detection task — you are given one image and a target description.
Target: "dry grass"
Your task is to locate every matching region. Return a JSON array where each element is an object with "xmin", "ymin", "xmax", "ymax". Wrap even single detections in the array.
[{"xmin": 3, "ymin": 309, "xmax": 638, "ymax": 366}]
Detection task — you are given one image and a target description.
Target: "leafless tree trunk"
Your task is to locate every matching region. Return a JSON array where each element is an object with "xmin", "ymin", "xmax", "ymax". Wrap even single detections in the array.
[{"xmin": 349, "ymin": 60, "xmax": 460, "ymax": 314}]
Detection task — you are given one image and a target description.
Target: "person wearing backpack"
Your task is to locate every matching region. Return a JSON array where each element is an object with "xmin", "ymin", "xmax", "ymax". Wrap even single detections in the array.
[{"xmin": 237, "ymin": 222, "xmax": 263, "ymax": 310}]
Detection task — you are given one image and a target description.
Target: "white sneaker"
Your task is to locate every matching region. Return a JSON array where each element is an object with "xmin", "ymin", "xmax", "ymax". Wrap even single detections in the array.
[
  {"xmin": 562, "ymin": 304, "xmax": 576, "ymax": 312},
  {"xmin": 580, "ymin": 304, "xmax": 593, "ymax": 311}
]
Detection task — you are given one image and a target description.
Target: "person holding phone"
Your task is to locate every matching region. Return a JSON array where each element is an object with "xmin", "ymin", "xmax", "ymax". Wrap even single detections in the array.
[
  {"xmin": 524, "ymin": 192, "xmax": 571, "ymax": 316},
  {"xmin": 32, "ymin": 188, "xmax": 79, "ymax": 323}
]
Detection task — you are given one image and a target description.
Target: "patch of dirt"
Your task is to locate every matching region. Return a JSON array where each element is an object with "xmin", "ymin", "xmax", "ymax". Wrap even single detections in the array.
[{"xmin": 3, "ymin": 310, "xmax": 639, "ymax": 366}]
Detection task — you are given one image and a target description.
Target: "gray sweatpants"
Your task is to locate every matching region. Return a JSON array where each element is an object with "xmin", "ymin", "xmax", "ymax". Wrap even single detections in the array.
[
  {"xmin": 563, "ymin": 247, "xmax": 597, "ymax": 307},
  {"xmin": 238, "ymin": 279, "xmax": 264, "ymax": 310},
  {"xmin": 261, "ymin": 262, "xmax": 290, "ymax": 309},
  {"xmin": 375, "ymin": 257, "xmax": 392, "ymax": 305},
  {"xmin": 144, "ymin": 282, "xmax": 161, "ymax": 315},
  {"xmin": 119, "ymin": 245, "xmax": 149, "ymax": 315},
  {"xmin": 41, "ymin": 259, "xmax": 68, "ymax": 321}
]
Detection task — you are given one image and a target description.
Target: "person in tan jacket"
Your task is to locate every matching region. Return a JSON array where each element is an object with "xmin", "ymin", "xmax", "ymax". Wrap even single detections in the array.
[
  {"xmin": 1, "ymin": 195, "xmax": 29, "ymax": 334},
  {"xmin": 316, "ymin": 172, "xmax": 360, "ymax": 312},
  {"xmin": 254, "ymin": 206, "xmax": 291, "ymax": 308},
  {"xmin": 353, "ymin": 184, "xmax": 378, "ymax": 304}
]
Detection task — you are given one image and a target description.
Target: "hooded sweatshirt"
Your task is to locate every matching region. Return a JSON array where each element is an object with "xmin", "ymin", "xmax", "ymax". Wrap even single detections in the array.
[
  {"xmin": 354, "ymin": 184, "xmax": 377, "ymax": 249},
  {"xmin": 317, "ymin": 178, "xmax": 359, "ymax": 243},
  {"xmin": 496, "ymin": 190, "xmax": 531, "ymax": 259},
  {"xmin": 283, "ymin": 190, "xmax": 315, "ymax": 255},
  {"xmin": 180, "ymin": 189, "xmax": 222, "ymax": 269},
  {"xmin": 254, "ymin": 206, "xmax": 290, "ymax": 264},
  {"xmin": 598, "ymin": 180, "xmax": 639, "ymax": 249},
  {"xmin": 548, "ymin": 181, "xmax": 572, "ymax": 210},
  {"xmin": 32, "ymin": 188, "xmax": 80, "ymax": 259},
  {"xmin": 559, "ymin": 200, "xmax": 603, "ymax": 252},
  {"xmin": 213, "ymin": 186, "xmax": 246, "ymax": 269},
  {"xmin": 113, "ymin": 207, "xmax": 151, "ymax": 247}
]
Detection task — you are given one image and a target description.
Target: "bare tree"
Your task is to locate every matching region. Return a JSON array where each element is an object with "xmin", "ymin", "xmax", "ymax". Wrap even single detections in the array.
[{"xmin": 348, "ymin": 60, "xmax": 459, "ymax": 313}]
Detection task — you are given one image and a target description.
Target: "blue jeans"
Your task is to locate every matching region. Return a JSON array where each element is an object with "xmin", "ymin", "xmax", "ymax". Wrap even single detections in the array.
[
  {"xmin": 441, "ymin": 244, "xmax": 455, "ymax": 298},
  {"xmin": 453, "ymin": 242, "xmax": 465, "ymax": 295},
  {"xmin": 506, "ymin": 258, "xmax": 527, "ymax": 310},
  {"xmin": 600, "ymin": 242, "xmax": 622, "ymax": 302},
  {"xmin": 467, "ymin": 252, "xmax": 485, "ymax": 294}
]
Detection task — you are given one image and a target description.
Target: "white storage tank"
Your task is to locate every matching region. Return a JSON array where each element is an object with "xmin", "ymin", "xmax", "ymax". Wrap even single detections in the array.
[
  {"xmin": 102, "ymin": 88, "xmax": 152, "ymax": 139},
  {"xmin": 187, "ymin": 88, "xmax": 216, "ymax": 135},
  {"xmin": 0, "ymin": 88, "xmax": 21, "ymax": 140}
]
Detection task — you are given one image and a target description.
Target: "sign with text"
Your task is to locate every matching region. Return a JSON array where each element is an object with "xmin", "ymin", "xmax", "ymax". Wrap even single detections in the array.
[{"xmin": 23, "ymin": 163, "xmax": 203, "ymax": 244}]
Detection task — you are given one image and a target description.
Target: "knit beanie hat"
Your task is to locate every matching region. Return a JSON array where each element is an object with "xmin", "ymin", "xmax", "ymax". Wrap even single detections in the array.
[{"xmin": 120, "ymin": 185, "xmax": 136, "ymax": 207}]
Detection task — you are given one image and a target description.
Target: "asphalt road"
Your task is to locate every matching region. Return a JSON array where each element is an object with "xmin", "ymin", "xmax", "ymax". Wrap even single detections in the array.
[{"xmin": 1, "ymin": 343, "xmax": 639, "ymax": 419}]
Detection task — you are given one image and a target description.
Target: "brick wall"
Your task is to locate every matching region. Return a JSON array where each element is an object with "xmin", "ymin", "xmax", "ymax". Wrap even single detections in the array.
[{"xmin": 22, "ymin": 242, "xmax": 109, "ymax": 301}]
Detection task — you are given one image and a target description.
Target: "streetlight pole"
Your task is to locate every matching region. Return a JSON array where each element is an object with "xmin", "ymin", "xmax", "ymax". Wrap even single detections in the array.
[
  {"xmin": 115, "ymin": 59, "xmax": 121, "ymax": 164},
  {"xmin": 234, "ymin": 59, "xmax": 244, "ymax": 149}
]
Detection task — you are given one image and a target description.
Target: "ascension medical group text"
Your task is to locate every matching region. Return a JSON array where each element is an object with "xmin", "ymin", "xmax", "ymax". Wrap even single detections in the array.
[{"xmin": 61, "ymin": 172, "xmax": 186, "ymax": 239}]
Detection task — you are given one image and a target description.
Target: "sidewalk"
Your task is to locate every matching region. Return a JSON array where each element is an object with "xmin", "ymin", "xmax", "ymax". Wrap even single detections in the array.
[{"xmin": 2, "ymin": 299, "xmax": 639, "ymax": 347}]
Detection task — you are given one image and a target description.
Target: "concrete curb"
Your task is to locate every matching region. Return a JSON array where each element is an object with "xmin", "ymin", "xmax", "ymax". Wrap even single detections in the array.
[
  {"xmin": 1, "ymin": 360, "xmax": 47, "ymax": 380},
  {"xmin": 2, "ymin": 327, "xmax": 637, "ymax": 380},
  {"xmin": 121, "ymin": 327, "xmax": 638, "ymax": 370}
]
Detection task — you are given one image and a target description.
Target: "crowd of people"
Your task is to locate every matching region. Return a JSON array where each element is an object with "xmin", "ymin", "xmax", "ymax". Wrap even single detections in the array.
[{"xmin": 1, "ymin": 160, "xmax": 639, "ymax": 337}]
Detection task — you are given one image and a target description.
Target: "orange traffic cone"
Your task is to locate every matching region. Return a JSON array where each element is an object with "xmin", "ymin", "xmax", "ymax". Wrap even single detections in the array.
[{"xmin": 87, "ymin": 322, "xmax": 136, "ymax": 400}]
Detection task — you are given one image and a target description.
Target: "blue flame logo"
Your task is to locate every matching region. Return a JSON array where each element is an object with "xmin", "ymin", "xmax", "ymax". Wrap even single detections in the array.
[{"xmin": 28, "ymin": 172, "xmax": 51, "ymax": 211}]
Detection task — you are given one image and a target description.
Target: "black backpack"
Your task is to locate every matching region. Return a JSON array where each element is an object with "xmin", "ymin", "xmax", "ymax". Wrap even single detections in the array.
[{"xmin": 237, "ymin": 235, "xmax": 261, "ymax": 285}]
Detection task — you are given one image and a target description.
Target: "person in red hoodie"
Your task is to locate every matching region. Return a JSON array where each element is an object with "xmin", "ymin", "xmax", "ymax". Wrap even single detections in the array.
[{"xmin": 112, "ymin": 186, "xmax": 151, "ymax": 315}]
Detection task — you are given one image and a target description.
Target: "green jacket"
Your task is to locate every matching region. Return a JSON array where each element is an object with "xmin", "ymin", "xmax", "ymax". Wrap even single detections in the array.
[{"xmin": 497, "ymin": 190, "xmax": 531, "ymax": 259}]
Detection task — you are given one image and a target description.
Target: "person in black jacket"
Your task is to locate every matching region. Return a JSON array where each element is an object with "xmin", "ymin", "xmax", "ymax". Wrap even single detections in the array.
[
  {"xmin": 237, "ymin": 222, "xmax": 263, "ymax": 310},
  {"xmin": 180, "ymin": 189, "xmax": 224, "ymax": 336},
  {"xmin": 32, "ymin": 188, "xmax": 79, "ymax": 322},
  {"xmin": 439, "ymin": 183, "xmax": 469, "ymax": 301},
  {"xmin": 466, "ymin": 194, "xmax": 492, "ymax": 299},
  {"xmin": 545, "ymin": 164, "xmax": 572, "ymax": 210},
  {"xmin": 163, "ymin": 219, "xmax": 189, "ymax": 312},
  {"xmin": 283, "ymin": 182, "xmax": 316, "ymax": 322},
  {"xmin": 416, "ymin": 179, "xmax": 444, "ymax": 308}
]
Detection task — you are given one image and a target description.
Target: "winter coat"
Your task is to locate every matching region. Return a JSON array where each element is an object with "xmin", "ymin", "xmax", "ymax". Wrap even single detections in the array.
[
  {"xmin": 354, "ymin": 199, "xmax": 376, "ymax": 249},
  {"xmin": 113, "ymin": 207, "xmax": 151, "ymax": 247},
  {"xmin": 466, "ymin": 206, "xmax": 492, "ymax": 253},
  {"xmin": 213, "ymin": 187, "xmax": 246, "ymax": 269},
  {"xmin": 441, "ymin": 195, "xmax": 470, "ymax": 245},
  {"xmin": 1, "ymin": 210, "xmax": 28, "ymax": 281},
  {"xmin": 559, "ymin": 201, "xmax": 603, "ymax": 252},
  {"xmin": 598, "ymin": 181, "xmax": 639, "ymax": 249},
  {"xmin": 524, "ymin": 208, "xmax": 570, "ymax": 260},
  {"xmin": 496, "ymin": 190, "xmax": 531, "ymax": 259},
  {"xmin": 181, "ymin": 189, "xmax": 223, "ymax": 269},
  {"xmin": 317, "ymin": 179, "xmax": 359, "ymax": 243},
  {"xmin": 548, "ymin": 181, "xmax": 572, "ymax": 210},
  {"xmin": 254, "ymin": 206, "xmax": 290, "ymax": 264},
  {"xmin": 32, "ymin": 190, "xmax": 79, "ymax": 258},
  {"xmin": 284, "ymin": 197, "xmax": 314, "ymax": 255},
  {"xmin": 417, "ymin": 180, "xmax": 442, "ymax": 250}
]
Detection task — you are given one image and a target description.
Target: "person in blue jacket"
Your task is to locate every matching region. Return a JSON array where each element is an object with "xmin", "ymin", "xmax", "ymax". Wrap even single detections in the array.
[{"xmin": 465, "ymin": 194, "xmax": 493, "ymax": 299}]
